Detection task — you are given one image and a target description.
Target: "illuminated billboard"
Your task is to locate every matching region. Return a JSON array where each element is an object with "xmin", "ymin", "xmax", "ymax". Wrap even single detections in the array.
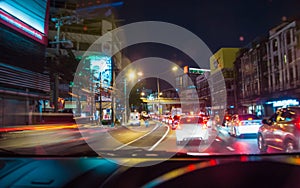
[
  {"xmin": 209, "ymin": 48, "xmax": 240, "ymax": 73},
  {"xmin": 0, "ymin": 0, "xmax": 49, "ymax": 44},
  {"xmin": 90, "ymin": 55, "xmax": 112, "ymax": 89}
]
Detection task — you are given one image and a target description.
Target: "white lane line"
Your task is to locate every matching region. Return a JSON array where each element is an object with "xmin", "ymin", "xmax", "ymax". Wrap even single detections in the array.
[
  {"xmin": 148, "ymin": 125, "xmax": 170, "ymax": 151},
  {"xmin": 186, "ymin": 152, "xmax": 211, "ymax": 156},
  {"xmin": 226, "ymin": 146, "xmax": 235, "ymax": 151},
  {"xmin": 114, "ymin": 125, "xmax": 159, "ymax": 151}
]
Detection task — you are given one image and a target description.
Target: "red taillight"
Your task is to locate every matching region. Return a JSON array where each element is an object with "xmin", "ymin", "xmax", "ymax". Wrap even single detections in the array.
[
  {"xmin": 225, "ymin": 116, "xmax": 230, "ymax": 120},
  {"xmin": 295, "ymin": 122, "xmax": 300, "ymax": 129}
]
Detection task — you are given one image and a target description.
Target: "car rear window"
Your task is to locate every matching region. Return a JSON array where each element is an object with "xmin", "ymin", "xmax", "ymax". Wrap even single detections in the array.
[
  {"xmin": 179, "ymin": 116, "xmax": 202, "ymax": 124},
  {"xmin": 238, "ymin": 114, "xmax": 260, "ymax": 120},
  {"xmin": 173, "ymin": 115, "xmax": 180, "ymax": 120}
]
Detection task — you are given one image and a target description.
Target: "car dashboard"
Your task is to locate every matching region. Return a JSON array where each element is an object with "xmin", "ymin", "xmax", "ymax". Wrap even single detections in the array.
[{"xmin": 1, "ymin": 153, "xmax": 300, "ymax": 188}]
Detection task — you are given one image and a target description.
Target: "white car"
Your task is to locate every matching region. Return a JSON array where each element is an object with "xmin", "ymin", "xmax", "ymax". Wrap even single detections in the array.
[
  {"xmin": 176, "ymin": 116, "xmax": 209, "ymax": 145},
  {"xmin": 228, "ymin": 114, "xmax": 262, "ymax": 137}
]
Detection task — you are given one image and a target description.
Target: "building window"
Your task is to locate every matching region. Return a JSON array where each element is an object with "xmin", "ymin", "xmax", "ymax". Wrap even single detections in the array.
[
  {"xmin": 290, "ymin": 68, "xmax": 294, "ymax": 86},
  {"xmin": 288, "ymin": 49, "xmax": 293, "ymax": 63},
  {"xmin": 286, "ymin": 30, "xmax": 291, "ymax": 44},
  {"xmin": 296, "ymin": 65, "xmax": 299, "ymax": 80},
  {"xmin": 275, "ymin": 73, "xmax": 280, "ymax": 86},
  {"xmin": 274, "ymin": 55, "xmax": 279, "ymax": 69},
  {"xmin": 273, "ymin": 39, "xmax": 278, "ymax": 51},
  {"xmin": 254, "ymin": 82, "xmax": 258, "ymax": 90}
]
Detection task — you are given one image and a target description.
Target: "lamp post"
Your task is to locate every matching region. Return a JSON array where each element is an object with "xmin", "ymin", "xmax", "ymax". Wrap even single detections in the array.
[
  {"xmin": 156, "ymin": 66, "xmax": 178, "ymax": 115},
  {"xmin": 157, "ymin": 77, "xmax": 161, "ymax": 115},
  {"xmin": 124, "ymin": 78, "xmax": 127, "ymax": 124},
  {"xmin": 122, "ymin": 71, "xmax": 143, "ymax": 125}
]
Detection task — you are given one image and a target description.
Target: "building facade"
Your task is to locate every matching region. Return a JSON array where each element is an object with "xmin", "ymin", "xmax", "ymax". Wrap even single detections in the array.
[
  {"xmin": 209, "ymin": 48, "xmax": 240, "ymax": 115},
  {"xmin": 234, "ymin": 38, "xmax": 268, "ymax": 117},
  {"xmin": 233, "ymin": 20, "xmax": 300, "ymax": 117},
  {"xmin": 0, "ymin": 1, "xmax": 50, "ymax": 126},
  {"xmin": 47, "ymin": 1, "xmax": 123, "ymax": 123},
  {"xmin": 264, "ymin": 20, "xmax": 300, "ymax": 115},
  {"xmin": 175, "ymin": 66, "xmax": 210, "ymax": 115}
]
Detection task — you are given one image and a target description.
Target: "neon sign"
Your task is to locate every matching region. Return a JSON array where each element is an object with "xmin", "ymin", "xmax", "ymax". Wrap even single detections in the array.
[
  {"xmin": 0, "ymin": 9, "xmax": 47, "ymax": 44},
  {"xmin": 266, "ymin": 99, "xmax": 299, "ymax": 107}
]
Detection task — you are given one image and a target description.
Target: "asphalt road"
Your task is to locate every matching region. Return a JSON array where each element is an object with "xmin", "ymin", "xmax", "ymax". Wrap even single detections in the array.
[{"xmin": 0, "ymin": 121, "xmax": 280, "ymax": 157}]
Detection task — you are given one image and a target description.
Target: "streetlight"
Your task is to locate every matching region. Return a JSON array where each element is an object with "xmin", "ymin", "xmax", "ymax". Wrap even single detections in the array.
[
  {"xmin": 156, "ymin": 66, "xmax": 179, "ymax": 115},
  {"xmin": 123, "ymin": 71, "xmax": 143, "ymax": 125}
]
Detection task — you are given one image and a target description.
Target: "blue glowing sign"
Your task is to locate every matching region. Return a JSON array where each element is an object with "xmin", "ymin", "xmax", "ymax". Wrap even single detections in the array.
[
  {"xmin": 266, "ymin": 99, "xmax": 299, "ymax": 107},
  {"xmin": 90, "ymin": 55, "xmax": 112, "ymax": 89}
]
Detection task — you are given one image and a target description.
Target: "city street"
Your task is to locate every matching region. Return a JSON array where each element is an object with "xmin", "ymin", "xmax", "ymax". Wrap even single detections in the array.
[{"xmin": 0, "ymin": 120, "xmax": 265, "ymax": 157}]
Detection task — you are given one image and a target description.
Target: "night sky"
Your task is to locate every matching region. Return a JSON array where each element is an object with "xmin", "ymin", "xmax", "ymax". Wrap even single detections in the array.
[
  {"xmin": 114, "ymin": 0, "xmax": 300, "ymax": 91},
  {"xmin": 117, "ymin": 0, "xmax": 300, "ymax": 60}
]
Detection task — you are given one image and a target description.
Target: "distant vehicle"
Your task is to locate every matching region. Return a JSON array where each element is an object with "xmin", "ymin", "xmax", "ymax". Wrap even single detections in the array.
[
  {"xmin": 171, "ymin": 115, "xmax": 180, "ymax": 130},
  {"xmin": 228, "ymin": 114, "xmax": 262, "ymax": 137},
  {"xmin": 222, "ymin": 114, "xmax": 232, "ymax": 127},
  {"xmin": 176, "ymin": 116, "xmax": 209, "ymax": 145},
  {"xmin": 258, "ymin": 107, "xmax": 300, "ymax": 153},
  {"xmin": 128, "ymin": 111, "xmax": 140, "ymax": 126},
  {"xmin": 171, "ymin": 107, "xmax": 182, "ymax": 117},
  {"xmin": 161, "ymin": 114, "xmax": 170, "ymax": 123}
]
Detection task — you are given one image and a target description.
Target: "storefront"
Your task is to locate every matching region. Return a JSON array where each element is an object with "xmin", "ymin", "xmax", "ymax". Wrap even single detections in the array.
[{"xmin": 264, "ymin": 99, "xmax": 299, "ymax": 117}]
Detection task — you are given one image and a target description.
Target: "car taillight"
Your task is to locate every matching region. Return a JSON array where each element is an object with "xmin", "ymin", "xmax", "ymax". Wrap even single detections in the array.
[{"xmin": 295, "ymin": 121, "xmax": 300, "ymax": 129}]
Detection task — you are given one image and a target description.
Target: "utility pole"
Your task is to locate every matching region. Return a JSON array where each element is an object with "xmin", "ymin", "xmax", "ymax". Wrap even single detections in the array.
[
  {"xmin": 111, "ymin": 58, "xmax": 115, "ymax": 126},
  {"xmin": 99, "ymin": 72, "xmax": 102, "ymax": 122},
  {"xmin": 50, "ymin": 15, "xmax": 80, "ymax": 112},
  {"xmin": 124, "ymin": 78, "xmax": 127, "ymax": 124},
  {"xmin": 157, "ymin": 77, "xmax": 160, "ymax": 115}
]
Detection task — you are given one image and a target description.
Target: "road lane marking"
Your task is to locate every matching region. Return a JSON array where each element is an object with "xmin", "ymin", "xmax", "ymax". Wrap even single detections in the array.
[
  {"xmin": 148, "ymin": 125, "xmax": 170, "ymax": 151},
  {"xmin": 226, "ymin": 146, "xmax": 235, "ymax": 151},
  {"xmin": 186, "ymin": 152, "xmax": 210, "ymax": 156},
  {"xmin": 114, "ymin": 125, "xmax": 159, "ymax": 151}
]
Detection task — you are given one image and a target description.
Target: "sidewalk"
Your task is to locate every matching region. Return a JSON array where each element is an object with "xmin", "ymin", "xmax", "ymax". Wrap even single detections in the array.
[{"xmin": 0, "ymin": 122, "xmax": 78, "ymax": 133}]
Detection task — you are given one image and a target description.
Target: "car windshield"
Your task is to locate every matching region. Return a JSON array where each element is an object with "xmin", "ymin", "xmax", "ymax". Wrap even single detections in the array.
[{"xmin": 1, "ymin": 0, "xmax": 300, "ymax": 159}]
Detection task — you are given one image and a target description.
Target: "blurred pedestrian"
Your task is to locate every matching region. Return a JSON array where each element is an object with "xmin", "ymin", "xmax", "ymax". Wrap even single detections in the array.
[{"xmin": 145, "ymin": 119, "xmax": 149, "ymax": 127}]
